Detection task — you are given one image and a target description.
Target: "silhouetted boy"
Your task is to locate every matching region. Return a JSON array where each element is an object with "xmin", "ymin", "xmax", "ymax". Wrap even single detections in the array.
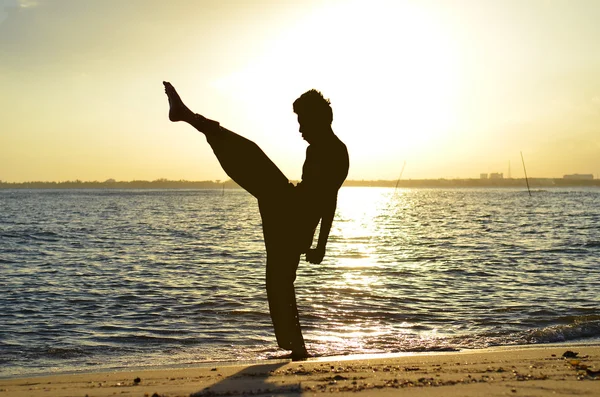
[{"xmin": 164, "ymin": 82, "xmax": 349, "ymax": 359}]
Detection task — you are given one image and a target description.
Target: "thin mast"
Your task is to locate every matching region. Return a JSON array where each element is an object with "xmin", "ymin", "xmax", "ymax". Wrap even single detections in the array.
[
  {"xmin": 520, "ymin": 151, "xmax": 531, "ymax": 197},
  {"xmin": 394, "ymin": 161, "xmax": 407, "ymax": 192}
]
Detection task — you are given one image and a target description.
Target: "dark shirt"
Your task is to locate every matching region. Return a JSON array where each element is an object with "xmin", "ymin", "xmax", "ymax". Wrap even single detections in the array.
[{"xmin": 295, "ymin": 134, "xmax": 349, "ymax": 249}]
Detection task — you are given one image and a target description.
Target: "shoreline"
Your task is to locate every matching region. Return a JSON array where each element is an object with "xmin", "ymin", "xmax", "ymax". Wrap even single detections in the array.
[
  {"xmin": 2, "ymin": 343, "xmax": 599, "ymax": 396},
  {"xmin": 4, "ymin": 341, "xmax": 599, "ymax": 381}
]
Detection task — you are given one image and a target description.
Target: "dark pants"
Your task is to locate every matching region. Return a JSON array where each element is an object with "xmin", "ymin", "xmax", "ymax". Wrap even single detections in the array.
[{"xmin": 205, "ymin": 126, "xmax": 306, "ymax": 352}]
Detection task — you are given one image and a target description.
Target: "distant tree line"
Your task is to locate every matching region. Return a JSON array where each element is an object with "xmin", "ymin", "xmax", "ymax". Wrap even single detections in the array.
[
  {"xmin": 0, "ymin": 178, "xmax": 598, "ymax": 189},
  {"xmin": 344, "ymin": 178, "xmax": 600, "ymax": 188},
  {"xmin": 0, "ymin": 179, "xmax": 240, "ymax": 189}
]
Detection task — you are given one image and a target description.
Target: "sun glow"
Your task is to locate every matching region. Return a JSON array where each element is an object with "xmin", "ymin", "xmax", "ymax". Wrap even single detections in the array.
[
  {"xmin": 4, "ymin": 0, "xmax": 598, "ymax": 182},
  {"xmin": 212, "ymin": 0, "xmax": 462, "ymax": 180}
]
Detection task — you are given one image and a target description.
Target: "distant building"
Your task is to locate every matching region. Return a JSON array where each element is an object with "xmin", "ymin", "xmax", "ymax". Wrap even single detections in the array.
[
  {"xmin": 490, "ymin": 173, "xmax": 504, "ymax": 180},
  {"xmin": 563, "ymin": 174, "xmax": 593, "ymax": 180},
  {"xmin": 480, "ymin": 173, "xmax": 488, "ymax": 179}
]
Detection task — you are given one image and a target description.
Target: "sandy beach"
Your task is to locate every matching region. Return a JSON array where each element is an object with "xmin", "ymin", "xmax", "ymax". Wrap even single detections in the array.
[{"xmin": 1, "ymin": 344, "xmax": 599, "ymax": 397}]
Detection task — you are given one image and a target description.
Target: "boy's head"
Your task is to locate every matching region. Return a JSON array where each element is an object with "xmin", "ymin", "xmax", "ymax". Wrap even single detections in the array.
[
  {"xmin": 293, "ymin": 89, "xmax": 333, "ymax": 143},
  {"xmin": 293, "ymin": 89, "xmax": 332, "ymax": 124}
]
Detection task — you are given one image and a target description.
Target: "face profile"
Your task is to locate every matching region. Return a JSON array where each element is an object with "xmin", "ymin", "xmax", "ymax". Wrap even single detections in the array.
[
  {"xmin": 294, "ymin": 90, "xmax": 334, "ymax": 145},
  {"xmin": 297, "ymin": 113, "xmax": 320, "ymax": 144}
]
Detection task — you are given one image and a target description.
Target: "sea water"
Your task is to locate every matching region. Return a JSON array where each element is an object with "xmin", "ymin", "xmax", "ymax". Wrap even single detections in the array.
[{"xmin": 1, "ymin": 187, "xmax": 599, "ymax": 377}]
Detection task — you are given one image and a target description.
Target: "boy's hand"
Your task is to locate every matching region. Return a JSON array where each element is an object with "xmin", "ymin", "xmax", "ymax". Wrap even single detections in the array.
[{"xmin": 305, "ymin": 247, "xmax": 325, "ymax": 264}]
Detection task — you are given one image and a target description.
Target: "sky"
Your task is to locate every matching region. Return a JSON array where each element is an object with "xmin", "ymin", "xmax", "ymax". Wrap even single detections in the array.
[{"xmin": 1, "ymin": 0, "xmax": 599, "ymax": 182}]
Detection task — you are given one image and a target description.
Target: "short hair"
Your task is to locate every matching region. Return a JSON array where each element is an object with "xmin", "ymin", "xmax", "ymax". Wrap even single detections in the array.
[{"xmin": 293, "ymin": 89, "xmax": 333, "ymax": 125}]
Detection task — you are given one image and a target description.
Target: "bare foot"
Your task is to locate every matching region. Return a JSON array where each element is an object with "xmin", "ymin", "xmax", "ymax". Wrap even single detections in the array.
[
  {"xmin": 267, "ymin": 350, "xmax": 311, "ymax": 361},
  {"xmin": 291, "ymin": 347, "xmax": 310, "ymax": 361},
  {"xmin": 163, "ymin": 81, "xmax": 194, "ymax": 122},
  {"xmin": 291, "ymin": 351, "xmax": 310, "ymax": 361}
]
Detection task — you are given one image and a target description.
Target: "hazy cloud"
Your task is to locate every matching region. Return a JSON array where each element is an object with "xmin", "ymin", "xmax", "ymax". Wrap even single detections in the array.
[
  {"xmin": 19, "ymin": 0, "xmax": 38, "ymax": 7},
  {"xmin": 0, "ymin": 0, "xmax": 37, "ymax": 25},
  {"xmin": 0, "ymin": 0, "xmax": 18, "ymax": 25}
]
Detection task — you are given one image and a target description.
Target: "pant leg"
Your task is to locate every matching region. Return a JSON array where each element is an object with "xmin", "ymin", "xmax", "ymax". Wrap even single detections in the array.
[
  {"xmin": 259, "ymin": 196, "xmax": 306, "ymax": 352},
  {"xmin": 265, "ymin": 249, "xmax": 305, "ymax": 351},
  {"xmin": 205, "ymin": 125, "xmax": 290, "ymax": 200}
]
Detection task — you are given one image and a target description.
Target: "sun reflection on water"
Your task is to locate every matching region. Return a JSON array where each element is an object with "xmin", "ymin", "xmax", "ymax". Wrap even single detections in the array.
[
  {"xmin": 331, "ymin": 187, "xmax": 408, "ymax": 261},
  {"xmin": 303, "ymin": 187, "xmax": 500, "ymax": 356},
  {"xmin": 303, "ymin": 188, "xmax": 412, "ymax": 354}
]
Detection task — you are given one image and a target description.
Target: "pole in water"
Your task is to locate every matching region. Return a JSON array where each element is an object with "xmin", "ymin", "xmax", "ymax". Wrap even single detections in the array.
[
  {"xmin": 394, "ymin": 161, "xmax": 407, "ymax": 193},
  {"xmin": 520, "ymin": 151, "xmax": 532, "ymax": 197}
]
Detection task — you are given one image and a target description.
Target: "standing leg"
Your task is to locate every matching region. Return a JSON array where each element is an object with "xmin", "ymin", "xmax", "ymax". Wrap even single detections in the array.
[
  {"xmin": 265, "ymin": 252, "xmax": 307, "ymax": 358},
  {"xmin": 260, "ymin": 198, "xmax": 308, "ymax": 359}
]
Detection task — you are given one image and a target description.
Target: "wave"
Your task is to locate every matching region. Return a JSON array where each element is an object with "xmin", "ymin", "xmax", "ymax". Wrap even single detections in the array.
[
  {"xmin": 0, "ymin": 230, "xmax": 63, "ymax": 242},
  {"xmin": 522, "ymin": 318, "xmax": 600, "ymax": 344},
  {"xmin": 448, "ymin": 316, "xmax": 600, "ymax": 350},
  {"xmin": 41, "ymin": 347, "xmax": 92, "ymax": 359}
]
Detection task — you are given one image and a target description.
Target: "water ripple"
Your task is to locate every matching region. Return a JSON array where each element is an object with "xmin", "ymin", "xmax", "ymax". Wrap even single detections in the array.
[{"xmin": 1, "ymin": 187, "xmax": 599, "ymax": 377}]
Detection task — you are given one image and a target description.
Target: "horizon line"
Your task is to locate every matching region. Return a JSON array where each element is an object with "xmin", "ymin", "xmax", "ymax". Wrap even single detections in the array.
[{"xmin": 0, "ymin": 176, "xmax": 597, "ymax": 184}]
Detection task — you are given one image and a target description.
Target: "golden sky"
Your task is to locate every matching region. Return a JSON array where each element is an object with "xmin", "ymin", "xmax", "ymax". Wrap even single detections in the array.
[{"xmin": 1, "ymin": 0, "xmax": 599, "ymax": 182}]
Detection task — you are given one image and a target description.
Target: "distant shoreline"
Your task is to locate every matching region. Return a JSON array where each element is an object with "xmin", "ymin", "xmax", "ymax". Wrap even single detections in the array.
[{"xmin": 1, "ymin": 178, "xmax": 599, "ymax": 189}]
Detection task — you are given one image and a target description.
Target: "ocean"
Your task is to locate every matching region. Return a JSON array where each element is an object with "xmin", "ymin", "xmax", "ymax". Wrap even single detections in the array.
[{"xmin": 1, "ymin": 187, "xmax": 599, "ymax": 377}]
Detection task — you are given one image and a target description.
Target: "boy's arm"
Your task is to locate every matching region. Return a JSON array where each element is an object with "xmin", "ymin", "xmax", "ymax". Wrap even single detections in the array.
[{"xmin": 305, "ymin": 194, "xmax": 337, "ymax": 264}]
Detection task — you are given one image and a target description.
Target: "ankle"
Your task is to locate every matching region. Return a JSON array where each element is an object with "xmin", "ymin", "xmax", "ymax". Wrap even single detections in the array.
[{"xmin": 191, "ymin": 114, "xmax": 220, "ymax": 133}]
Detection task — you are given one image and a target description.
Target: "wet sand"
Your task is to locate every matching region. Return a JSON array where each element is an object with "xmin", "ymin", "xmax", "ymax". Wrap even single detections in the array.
[{"xmin": 1, "ymin": 344, "xmax": 599, "ymax": 396}]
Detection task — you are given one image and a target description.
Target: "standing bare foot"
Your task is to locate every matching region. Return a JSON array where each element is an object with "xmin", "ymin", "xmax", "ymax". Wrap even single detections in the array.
[
  {"xmin": 291, "ymin": 347, "xmax": 310, "ymax": 361},
  {"xmin": 163, "ymin": 81, "xmax": 194, "ymax": 122}
]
